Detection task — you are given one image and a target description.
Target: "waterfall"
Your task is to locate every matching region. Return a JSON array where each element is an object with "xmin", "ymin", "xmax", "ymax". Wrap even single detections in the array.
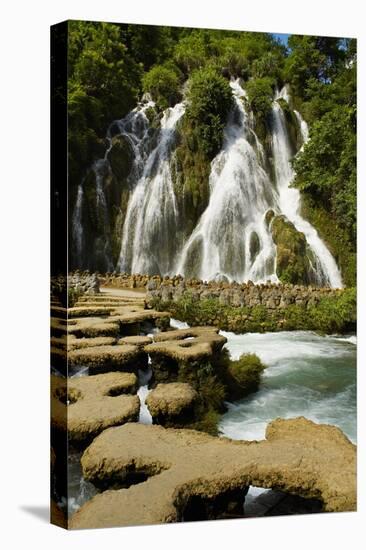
[
  {"xmin": 111, "ymin": 100, "xmax": 155, "ymax": 185},
  {"xmin": 71, "ymin": 184, "xmax": 84, "ymax": 260},
  {"xmin": 271, "ymin": 88, "xmax": 343, "ymax": 288},
  {"xmin": 72, "ymin": 79, "xmax": 343, "ymax": 288},
  {"xmin": 176, "ymin": 79, "xmax": 279, "ymax": 283},
  {"xmin": 118, "ymin": 102, "xmax": 185, "ymax": 275},
  {"xmin": 293, "ymin": 110, "xmax": 309, "ymax": 145}
]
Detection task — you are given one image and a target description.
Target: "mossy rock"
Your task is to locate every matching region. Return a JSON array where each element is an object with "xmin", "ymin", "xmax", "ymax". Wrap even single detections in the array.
[
  {"xmin": 171, "ymin": 116, "xmax": 211, "ymax": 236},
  {"xmin": 107, "ymin": 135, "xmax": 133, "ymax": 181},
  {"xmin": 277, "ymin": 98, "xmax": 301, "ymax": 153},
  {"xmin": 249, "ymin": 232, "xmax": 260, "ymax": 263},
  {"xmin": 300, "ymin": 196, "xmax": 356, "ymax": 287},
  {"xmin": 271, "ymin": 215, "xmax": 312, "ymax": 285},
  {"xmin": 265, "ymin": 208, "xmax": 275, "ymax": 227},
  {"xmin": 226, "ymin": 353, "xmax": 266, "ymax": 400}
]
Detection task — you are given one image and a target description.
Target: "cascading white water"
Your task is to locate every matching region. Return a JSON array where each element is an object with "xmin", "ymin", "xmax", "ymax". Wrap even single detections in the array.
[
  {"xmin": 293, "ymin": 109, "xmax": 309, "ymax": 145},
  {"xmin": 176, "ymin": 79, "xmax": 279, "ymax": 283},
  {"xmin": 73, "ymin": 79, "xmax": 343, "ymax": 287},
  {"xmin": 71, "ymin": 184, "xmax": 84, "ymax": 259},
  {"xmin": 112, "ymin": 100, "xmax": 155, "ymax": 185},
  {"xmin": 118, "ymin": 102, "xmax": 185, "ymax": 275},
  {"xmin": 271, "ymin": 88, "xmax": 343, "ymax": 288}
]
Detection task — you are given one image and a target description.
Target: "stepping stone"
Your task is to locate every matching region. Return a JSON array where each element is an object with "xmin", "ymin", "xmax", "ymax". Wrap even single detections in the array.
[
  {"xmin": 67, "ymin": 317, "xmax": 121, "ymax": 338},
  {"xmin": 117, "ymin": 335, "xmax": 152, "ymax": 347},
  {"xmin": 146, "ymin": 327, "xmax": 227, "ymax": 362},
  {"xmin": 68, "ymin": 344, "xmax": 145, "ymax": 373},
  {"xmin": 51, "ymin": 372, "xmax": 139, "ymax": 444},
  {"xmin": 146, "ymin": 383, "xmax": 198, "ymax": 426}
]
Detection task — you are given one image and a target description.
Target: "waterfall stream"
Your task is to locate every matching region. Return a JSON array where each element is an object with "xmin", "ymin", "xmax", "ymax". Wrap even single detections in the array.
[
  {"xmin": 72, "ymin": 79, "xmax": 343, "ymax": 288},
  {"xmin": 118, "ymin": 102, "xmax": 186, "ymax": 275},
  {"xmin": 271, "ymin": 88, "xmax": 343, "ymax": 288},
  {"xmin": 71, "ymin": 184, "xmax": 84, "ymax": 260},
  {"xmin": 176, "ymin": 79, "xmax": 279, "ymax": 283}
]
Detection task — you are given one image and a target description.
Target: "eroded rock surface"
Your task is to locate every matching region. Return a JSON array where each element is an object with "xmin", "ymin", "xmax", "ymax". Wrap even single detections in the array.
[
  {"xmin": 146, "ymin": 327, "xmax": 227, "ymax": 362},
  {"xmin": 70, "ymin": 417, "xmax": 356, "ymax": 529},
  {"xmin": 146, "ymin": 383, "xmax": 198, "ymax": 426},
  {"xmin": 51, "ymin": 373, "xmax": 139, "ymax": 444},
  {"xmin": 68, "ymin": 344, "xmax": 146, "ymax": 373}
]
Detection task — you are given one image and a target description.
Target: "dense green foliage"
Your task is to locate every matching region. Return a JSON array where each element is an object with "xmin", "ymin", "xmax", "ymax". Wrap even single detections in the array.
[
  {"xmin": 150, "ymin": 288, "xmax": 356, "ymax": 334},
  {"xmin": 246, "ymin": 77, "xmax": 275, "ymax": 119},
  {"xmin": 186, "ymin": 68, "xmax": 233, "ymax": 157},
  {"xmin": 286, "ymin": 36, "xmax": 357, "ymax": 284},
  {"xmin": 142, "ymin": 65, "xmax": 181, "ymax": 109},
  {"xmin": 293, "ymin": 106, "xmax": 356, "ymax": 241}
]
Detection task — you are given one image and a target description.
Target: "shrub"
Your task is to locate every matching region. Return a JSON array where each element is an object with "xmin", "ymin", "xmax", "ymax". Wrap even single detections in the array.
[
  {"xmin": 186, "ymin": 67, "xmax": 233, "ymax": 158},
  {"xmin": 142, "ymin": 65, "xmax": 181, "ymax": 110},
  {"xmin": 216, "ymin": 349, "xmax": 266, "ymax": 400},
  {"xmin": 245, "ymin": 76, "xmax": 275, "ymax": 119},
  {"xmin": 152, "ymin": 289, "xmax": 356, "ymax": 335}
]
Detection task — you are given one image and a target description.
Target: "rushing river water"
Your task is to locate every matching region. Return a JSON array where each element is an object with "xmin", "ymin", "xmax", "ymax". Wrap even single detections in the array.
[{"xmin": 218, "ymin": 330, "xmax": 357, "ymax": 443}]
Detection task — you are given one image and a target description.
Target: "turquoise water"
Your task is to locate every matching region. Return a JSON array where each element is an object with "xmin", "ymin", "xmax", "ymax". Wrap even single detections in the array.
[{"xmin": 218, "ymin": 331, "xmax": 357, "ymax": 443}]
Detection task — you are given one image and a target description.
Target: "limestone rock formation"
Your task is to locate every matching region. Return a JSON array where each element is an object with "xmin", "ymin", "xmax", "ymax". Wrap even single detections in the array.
[
  {"xmin": 146, "ymin": 383, "xmax": 198, "ymax": 426},
  {"xmin": 51, "ymin": 373, "xmax": 139, "ymax": 444},
  {"xmin": 70, "ymin": 417, "xmax": 356, "ymax": 529},
  {"xmin": 146, "ymin": 327, "xmax": 227, "ymax": 363},
  {"xmin": 117, "ymin": 335, "xmax": 153, "ymax": 347},
  {"xmin": 68, "ymin": 344, "xmax": 146, "ymax": 373}
]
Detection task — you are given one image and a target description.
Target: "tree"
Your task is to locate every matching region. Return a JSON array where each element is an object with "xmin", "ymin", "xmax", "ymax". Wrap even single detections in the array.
[
  {"xmin": 142, "ymin": 65, "xmax": 181, "ymax": 109},
  {"xmin": 292, "ymin": 105, "xmax": 356, "ymax": 240},
  {"xmin": 245, "ymin": 77, "xmax": 275, "ymax": 119},
  {"xmin": 186, "ymin": 68, "xmax": 233, "ymax": 157}
]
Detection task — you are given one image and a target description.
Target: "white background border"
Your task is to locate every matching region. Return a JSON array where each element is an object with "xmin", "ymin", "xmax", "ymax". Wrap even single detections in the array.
[{"xmin": 1, "ymin": 1, "xmax": 364, "ymax": 548}]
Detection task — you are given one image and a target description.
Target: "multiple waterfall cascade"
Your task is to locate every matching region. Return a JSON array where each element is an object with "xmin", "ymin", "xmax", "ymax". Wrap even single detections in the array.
[{"xmin": 71, "ymin": 79, "xmax": 343, "ymax": 288}]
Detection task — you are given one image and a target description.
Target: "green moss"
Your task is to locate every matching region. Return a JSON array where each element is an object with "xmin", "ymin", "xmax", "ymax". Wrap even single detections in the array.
[
  {"xmin": 172, "ymin": 116, "xmax": 211, "ymax": 236},
  {"xmin": 216, "ymin": 349, "xmax": 266, "ymax": 400},
  {"xmin": 271, "ymin": 215, "xmax": 312, "ymax": 285},
  {"xmin": 188, "ymin": 409, "xmax": 221, "ymax": 436},
  {"xmin": 107, "ymin": 136, "xmax": 133, "ymax": 181},
  {"xmin": 300, "ymin": 196, "xmax": 356, "ymax": 287},
  {"xmin": 277, "ymin": 98, "xmax": 301, "ymax": 152}
]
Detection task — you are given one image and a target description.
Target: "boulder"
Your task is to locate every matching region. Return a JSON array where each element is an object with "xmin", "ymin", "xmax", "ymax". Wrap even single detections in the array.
[
  {"xmin": 146, "ymin": 383, "xmax": 198, "ymax": 426},
  {"xmin": 70, "ymin": 417, "xmax": 356, "ymax": 529}
]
